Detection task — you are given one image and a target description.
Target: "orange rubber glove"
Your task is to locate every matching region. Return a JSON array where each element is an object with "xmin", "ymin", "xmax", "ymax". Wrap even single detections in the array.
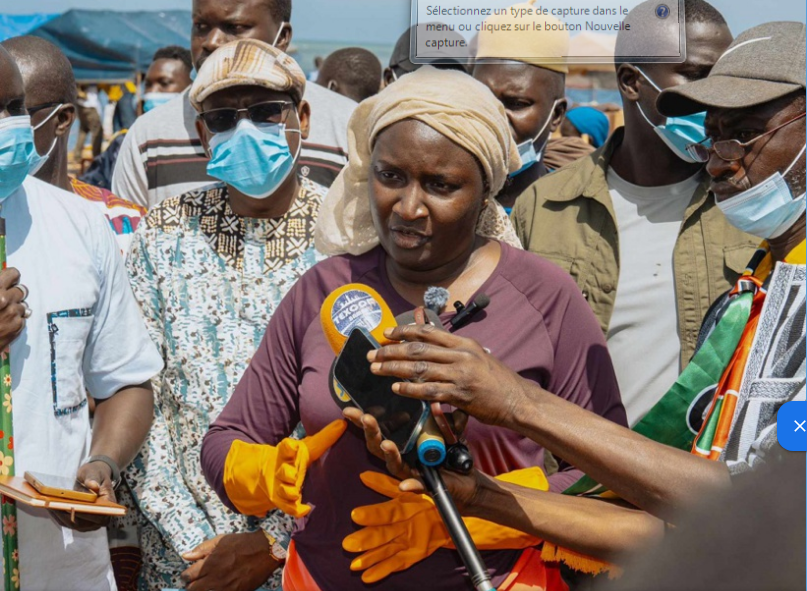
[
  {"xmin": 223, "ymin": 419, "xmax": 347, "ymax": 518},
  {"xmin": 342, "ymin": 468, "xmax": 547, "ymax": 584}
]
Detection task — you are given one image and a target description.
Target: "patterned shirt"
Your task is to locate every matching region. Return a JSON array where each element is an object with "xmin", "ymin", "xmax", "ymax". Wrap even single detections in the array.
[
  {"xmin": 70, "ymin": 177, "xmax": 146, "ymax": 257},
  {"xmin": 125, "ymin": 177, "xmax": 325, "ymax": 591}
]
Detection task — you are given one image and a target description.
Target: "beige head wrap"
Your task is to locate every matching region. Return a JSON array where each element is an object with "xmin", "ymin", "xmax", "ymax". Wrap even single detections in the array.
[
  {"xmin": 315, "ymin": 66, "xmax": 522, "ymax": 256},
  {"xmin": 189, "ymin": 39, "xmax": 306, "ymax": 111}
]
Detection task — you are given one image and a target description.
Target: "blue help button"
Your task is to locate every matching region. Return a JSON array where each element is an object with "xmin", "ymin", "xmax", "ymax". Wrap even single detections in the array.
[{"xmin": 777, "ymin": 401, "xmax": 807, "ymax": 451}]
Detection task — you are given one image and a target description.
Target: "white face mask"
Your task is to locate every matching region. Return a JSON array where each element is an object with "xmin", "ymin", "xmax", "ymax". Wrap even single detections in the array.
[
  {"xmin": 716, "ymin": 143, "xmax": 807, "ymax": 239},
  {"xmin": 510, "ymin": 99, "xmax": 559, "ymax": 177},
  {"xmin": 30, "ymin": 103, "xmax": 63, "ymax": 176},
  {"xmin": 271, "ymin": 23, "xmax": 287, "ymax": 48}
]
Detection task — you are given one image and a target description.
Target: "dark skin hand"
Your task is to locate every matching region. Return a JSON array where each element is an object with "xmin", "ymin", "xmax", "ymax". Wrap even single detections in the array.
[
  {"xmin": 49, "ymin": 383, "xmax": 153, "ymax": 532},
  {"xmin": 345, "ymin": 406, "xmax": 664, "ymax": 560},
  {"xmin": 342, "ymin": 407, "xmax": 465, "ymax": 482},
  {"xmin": 705, "ymin": 93, "xmax": 806, "ymax": 262},
  {"xmin": 0, "ymin": 269, "xmax": 27, "ymax": 352},
  {"xmin": 364, "ymin": 324, "xmax": 730, "ymax": 521},
  {"xmin": 180, "ymin": 531, "xmax": 280, "ymax": 591},
  {"xmin": 191, "ymin": 0, "xmax": 291, "ymax": 71},
  {"xmin": 610, "ymin": 20, "xmax": 733, "ymax": 186}
]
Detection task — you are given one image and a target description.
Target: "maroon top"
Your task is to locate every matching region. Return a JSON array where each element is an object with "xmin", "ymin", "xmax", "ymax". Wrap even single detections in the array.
[{"xmin": 202, "ymin": 243, "xmax": 626, "ymax": 590}]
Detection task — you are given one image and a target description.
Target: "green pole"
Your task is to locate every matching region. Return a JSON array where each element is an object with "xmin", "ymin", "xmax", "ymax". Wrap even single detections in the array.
[{"xmin": 0, "ymin": 218, "xmax": 19, "ymax": 590}]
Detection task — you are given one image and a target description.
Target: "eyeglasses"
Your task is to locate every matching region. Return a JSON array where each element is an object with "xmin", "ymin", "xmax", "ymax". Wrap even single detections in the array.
[
  {"xmin": 687, "ymin": 112, "xmax": 807, "ymax": 163},
  {"xmin": 197, "ymin": 101, "xmax": 294, "ymax": 134}
]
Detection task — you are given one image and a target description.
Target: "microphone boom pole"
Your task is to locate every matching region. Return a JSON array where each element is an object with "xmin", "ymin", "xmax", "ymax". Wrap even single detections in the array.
[{"xmin": 420, "ymin": 465, "xmax": 495, "ymax": 591}]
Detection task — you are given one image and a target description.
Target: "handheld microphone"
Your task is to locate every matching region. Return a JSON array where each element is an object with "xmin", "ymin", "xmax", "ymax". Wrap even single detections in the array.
[
  {"xmin": 320, "ymin": 285, "xmax": 446, "ymax": 466},
  {"xmin": 321, "ymin": 283, "xmax": 398, "ymax": 352},
  {"xmin": 449, "ymin": 294, "xmax": 490, "ymax": 329},
  {"xmin": 321, "ymin": 284, "xmax": 400, "ymax": 411}
]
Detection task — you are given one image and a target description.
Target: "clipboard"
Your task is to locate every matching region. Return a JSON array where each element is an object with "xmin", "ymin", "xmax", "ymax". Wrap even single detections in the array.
[{"xmin": 0, "ymin": 476, "xmax": 126, "ymax": 516}]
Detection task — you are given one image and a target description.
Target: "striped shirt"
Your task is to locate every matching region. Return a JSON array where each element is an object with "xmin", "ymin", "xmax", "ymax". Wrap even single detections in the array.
[{"xmin": 112, "ymin": 85, "xmax": 356, "ymax": 210}]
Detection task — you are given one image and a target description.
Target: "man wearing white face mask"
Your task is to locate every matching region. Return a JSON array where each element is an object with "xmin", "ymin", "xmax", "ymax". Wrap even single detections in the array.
[
  {"xmin": 125, "ymin": 39, "xmax": 324, "ymax": 591},
  {"xmin": 513, "ymin": 0, "xmax": 759, "ymax": 426},
  {"xmin": 2, "ymin": 36, "xmax": 146, "ymax": 259},
  {"xmin": 112, "ymin": 0, "xmax": 356, "ymax": 211}
]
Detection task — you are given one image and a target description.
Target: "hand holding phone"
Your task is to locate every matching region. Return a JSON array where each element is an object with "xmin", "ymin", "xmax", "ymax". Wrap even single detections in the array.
[
  {"xmin": 42, "ymin": 460, "xmax": 118, "ymax": 532},
  {"xmin": 333, "ymin": 328, "xmax": 429, "ymax": 454},
  {"xmin": 24, "ymin": 471, "xmax": 98, "ymax": 503}
]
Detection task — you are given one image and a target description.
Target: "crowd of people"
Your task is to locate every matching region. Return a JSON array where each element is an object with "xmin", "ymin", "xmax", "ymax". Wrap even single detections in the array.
[{"xmin": 0, "ymin": 0, "xmax": 803, "ymax": 590}]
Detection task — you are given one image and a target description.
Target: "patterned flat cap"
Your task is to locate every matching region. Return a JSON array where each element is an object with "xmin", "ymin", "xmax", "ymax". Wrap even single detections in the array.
[{"xmin": 190, "ymin": 39, "xmax": 306, "ymax": 111}]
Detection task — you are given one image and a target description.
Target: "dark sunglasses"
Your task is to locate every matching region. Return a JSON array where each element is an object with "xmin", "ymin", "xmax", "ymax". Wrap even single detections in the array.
[
  {"xmin": 687, "ymin": 112, "xmax": 807, "ymax": 163},
  {"xmin": 197, "ymin": 101, "xmax": 294, "ymax": 134}
]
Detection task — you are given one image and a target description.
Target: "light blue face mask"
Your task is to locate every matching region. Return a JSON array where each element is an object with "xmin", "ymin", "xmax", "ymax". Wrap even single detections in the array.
[
  {"xmin": 635, "ymin": 67, "xmax": 710, "ymax": 164},
  {"xmin": 0, "ymin": 115, "xmax": 45, "ymax": 202},
  {"xmin": 206, "ymin": 118, "xmax": 300, "ymax": 199},
  {"xmin": 509, "ymin": 99, "xmax": 559, "ymax": 178},
  {"xmin": 143, "ymin": 92, "xmax": 179, "ymax": 113},
  {"xmin": 717, "ymin": 143, "xmax": 806, "ymax": 239}
]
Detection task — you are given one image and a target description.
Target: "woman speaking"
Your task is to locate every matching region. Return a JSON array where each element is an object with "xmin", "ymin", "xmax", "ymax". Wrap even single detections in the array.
[{"xmin": 201, "ymin": 67, "xmax": 626, "ymax": 591}]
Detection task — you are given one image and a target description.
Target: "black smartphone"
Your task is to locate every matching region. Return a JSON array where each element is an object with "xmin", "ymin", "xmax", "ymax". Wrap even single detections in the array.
[{"xmin": 333, "ymin": 327, "xmax": 428, "ymax": 453}]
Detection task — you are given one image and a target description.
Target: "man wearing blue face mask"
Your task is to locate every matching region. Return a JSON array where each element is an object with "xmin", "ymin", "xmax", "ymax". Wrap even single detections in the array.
[
  {"xmin": 0, "ymin": 46, "xmax": 163, "ymax": 591},
  {"xmin": 141, "ymin": 45, "xmax": 193, "ymax": 114},
  {"xmin": 658, "ymin": 19, "xmax": 806, "ymax": 288},
  {"xmin": 125, "ymin": 39, "xmax": 325, "ymax": 591},
  {"xmin": 112, "ymin": 0, "xmax": 356, "ymax": 211},
  {"xmin": 2, "ymin": 36, "xmax": 146, "ymax": 259},
  {"xmin": 472, "ymin": 6, "xmax": 571, "ymax": 214},
  {"xmin": 513, "ymin": 0, "xmax": 759, "ymax": 427}
]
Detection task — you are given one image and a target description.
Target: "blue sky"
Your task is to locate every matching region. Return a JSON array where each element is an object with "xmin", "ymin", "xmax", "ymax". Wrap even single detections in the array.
[{"xmin": 5, "ymin": 0, "xmax": 806, "ymax": 45}]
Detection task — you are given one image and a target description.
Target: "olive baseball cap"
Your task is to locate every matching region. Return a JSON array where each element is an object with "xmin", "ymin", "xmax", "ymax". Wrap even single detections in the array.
[{"xmin": 658, "ymin": 22, "xmax": 806, "ymax": 116}]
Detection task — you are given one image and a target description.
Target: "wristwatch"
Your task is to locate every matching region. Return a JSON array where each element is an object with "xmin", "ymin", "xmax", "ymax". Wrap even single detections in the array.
[
  {"xmin": 83, "ymin": 455, "xmax": 121, "ymax": 489},
  {"xmin": 262, "ymin": 531, "xmax": 288, "ymax": 563}
]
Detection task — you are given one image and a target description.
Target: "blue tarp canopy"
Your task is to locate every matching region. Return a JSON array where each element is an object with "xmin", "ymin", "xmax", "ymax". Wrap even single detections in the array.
[
  {"xmin": 29, "ymin": 9, "xmax": 191, "ymax": 82},
  {"xmin": 0, "ymin": 14, "xmax": 58, "ymax": 42}
]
